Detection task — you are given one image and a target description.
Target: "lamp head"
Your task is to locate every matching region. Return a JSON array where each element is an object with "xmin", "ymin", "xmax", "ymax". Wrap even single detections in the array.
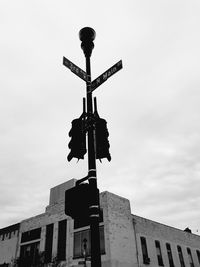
[
  {"xmin": 79, "ymin": 27, "xmax": 96, "ymax": 42},
  {"xmin": 79, "ymin": 27, "xmax": 96, "ymax": 58}
]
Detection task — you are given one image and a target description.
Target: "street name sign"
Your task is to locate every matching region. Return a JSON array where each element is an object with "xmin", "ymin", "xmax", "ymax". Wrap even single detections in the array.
[
  {"xmin": 63, "ymin": 56, "xmax": 87, "ymax": 81},
  {"xmin": 91, "ymin": 60, "xmax": 122, "ymax": 92}
]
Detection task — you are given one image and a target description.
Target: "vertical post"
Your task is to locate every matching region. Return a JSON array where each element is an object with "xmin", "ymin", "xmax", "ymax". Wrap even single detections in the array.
[{"xmin": 79, "ymin": 27, "xmax": 101, "ymax": 267}]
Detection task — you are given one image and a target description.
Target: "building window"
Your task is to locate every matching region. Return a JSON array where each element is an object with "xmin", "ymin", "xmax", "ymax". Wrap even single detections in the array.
[
  {"xmin": 74, "ymin": 226, "xmax": 105, "ymax": 258},
  {"xmin": 140, "ymin": 237, "xmax": 150, "ymax": 264},
  {"xmin": 44, "ymin": 223, "xmax": 54, "ymax": 263},
  {"xmin": 8, "ymin": 232, "xmax": 11, "ymax": 239},
  {"xmin": 187, "ymin": 248, "xmax": 194, "ymax": 267},
  {"xmin": 155, "ymin": 240, "xmax": 163, "ymax": 266},
  {"xmin": 21, "ymin": 227, "xmax": 41, "ymax": 243},
  {"xmin": 166, "ymin": 243, "xmax": 174, "ymax": 267},
  {"xmin": 196, "ymin": 250, "xmax": 200, "ymax": 264},
  {"xmin": 19, "ymin": 242, "xmax": 40, "ymax": 267},
  {"xmin": 177, "ymin": 246, "xmax": 185, "ymax": 267},
  {"xmin": 4, "ymin": 233, "xmax": 8, "ymax": 240},
  {"xmin": 57, "ymin": 219, "xmax": 67, "ymax": 261}
]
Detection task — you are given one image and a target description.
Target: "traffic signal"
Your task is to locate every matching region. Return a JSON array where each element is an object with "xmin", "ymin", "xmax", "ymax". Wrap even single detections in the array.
[
  {"xmin": 67, "ymin": 116, "xmax": 87, "ymax": 162},
  {"xmin": 95, "ymin": 117, "xmax": 111, "ymax": 161},
  {"xmin": 65, "ymin": 183, "xmax": 102, "ymax": 228},
  {"xmin": 65, "ymin": 183, "xmax": 90, "ymax": 220}
]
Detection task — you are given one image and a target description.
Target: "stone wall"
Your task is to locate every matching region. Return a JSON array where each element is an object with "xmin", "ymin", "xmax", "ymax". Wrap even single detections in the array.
[
  {"xmin": 101, "ymin": 191, "xmax": 138, "ymax": 267},
  {"xmin": 0, "ymin": 223, "xmax": 20, "ymax": 265},
  {"xmin": 0, "ymin": 234, "xmax": 18, "ymax": 265}
]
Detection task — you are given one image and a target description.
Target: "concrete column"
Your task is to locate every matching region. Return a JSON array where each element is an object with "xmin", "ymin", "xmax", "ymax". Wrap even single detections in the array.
[
  {"xmin": 52, "ymin": 222, "xmax": 58, "ymax": 261},
  {"xmin": 15, "ymin": 232, "xmax": 22, "ymax": 259},
  {"xmin": 39, "ymin": 226, "xmax": 46, "ymax": 252}
]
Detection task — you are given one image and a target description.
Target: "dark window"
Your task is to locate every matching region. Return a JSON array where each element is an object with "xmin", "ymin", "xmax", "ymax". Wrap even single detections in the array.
[
  {"xmin": 57, "ymin": 219, "xmax": 67, "ymax": 261},
  {"xmin": 155, "ymin": 240, "xmax": 163, "ymax": 266},
  {"xmin": 177, "ymin": 246, "xmax": 185, "ymax": 267},
  {"xmin": 0, "ymin": 223, "xmax": 20, "ymax": 238},
  {"xmin": 44, "ymin": 223, "xmax": 54, "ymax": 263},
  {"xmin": 21, "ymin": 228, "xmax": 41, "ymax": 243},
  {"xmin": 8, "ymin": 232, "xmax": 11, "ymax": 239},
  {"xmin": 196, "ymin": 250, "xmax": 200, "ymax": 264},
  {"xmin": 140, "ymin": 237, "xmax": 150, "ymax": 264},
  {"xmin": 187, "ymin": 248, "xmax": 194, "ymax": 267},
  {"xmin": 19, "ymin": 242, "xmax": 40, "ymax": 267},
  {"xmin": 166, "ymin": 243, "xmax": 174, "ymax": 267},
  {"xmin": 73, "ymin": 226, "xmax": 105, "ymax": 258}
]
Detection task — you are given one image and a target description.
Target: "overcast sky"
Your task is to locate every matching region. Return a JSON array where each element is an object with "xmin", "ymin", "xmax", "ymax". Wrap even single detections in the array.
[{"xmin": 0, "ymin": 1, "xmax": 200, "ymax": 234}]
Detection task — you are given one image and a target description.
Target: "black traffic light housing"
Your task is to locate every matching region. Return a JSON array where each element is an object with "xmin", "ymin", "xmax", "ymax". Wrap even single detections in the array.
[
  {"xmin": 65, "ymin": 183, "xmax": 90, "ymax": 220},
  {"xmin": 65, "ymin": 183, "xmax": 103, "ymax": 228},
  {"xmin": 67, "ymin": 99, "xmax": 87, "ymax": 162},
  {"xmin": 67, "ymin": 97, "xmax": 111, "ymax": 162},
  {"xmin": 65, "ymin": 183, "xmax": 99, "ymax": 221},
  {"xmin": 93, "ymin": 98, "xmax": 111, "ymax": 162},
  {"xmin": 95, "ymin": 118, "xmax": 111, "ymax": 161}
]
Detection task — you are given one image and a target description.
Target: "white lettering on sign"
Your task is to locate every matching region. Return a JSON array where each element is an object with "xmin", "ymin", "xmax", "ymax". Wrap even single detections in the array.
[
  {"xmin": 96, "ymin": 78, "xmax": 101, "ymax": 85},
  {"xmin": 69, "ymin": 62, "xmax": 87, "ymax": 80},
  {"xmin": 103, "ymin": 72, "xmax": 107, "ymax": 81},
  {"xmin": 91, "ymin": 60, "xmax": 122, "ymax": 91},
  {"xmin": 63, "ymin": 57, "xmax": 87, "ymax": 81}
]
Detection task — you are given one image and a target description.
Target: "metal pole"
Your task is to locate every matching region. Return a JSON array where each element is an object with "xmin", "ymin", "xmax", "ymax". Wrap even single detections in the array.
[{"xmin": 79, "ymin": 27, "xmax": 101, "ymax": 267}]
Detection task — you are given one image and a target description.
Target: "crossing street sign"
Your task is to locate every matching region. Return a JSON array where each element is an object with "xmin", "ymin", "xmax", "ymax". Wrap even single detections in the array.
[
  {"xmin": 91, "ymin": 60, "xmax": 122, "ymax": 92},
  {"xmin": 63, "ymin": 56, "xmax": 87, "ymax": 81}
]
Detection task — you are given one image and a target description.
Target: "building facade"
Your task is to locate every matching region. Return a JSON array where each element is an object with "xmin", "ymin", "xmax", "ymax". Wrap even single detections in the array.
[{"xmin": 0, "ymin": 179, "xmax": 200, "ymax": 267}]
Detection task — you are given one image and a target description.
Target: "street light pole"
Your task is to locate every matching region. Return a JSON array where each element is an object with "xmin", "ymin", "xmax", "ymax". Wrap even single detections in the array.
[{"xmin": 79, "ymin": 27, "xmax": 101, "ymax": 267}]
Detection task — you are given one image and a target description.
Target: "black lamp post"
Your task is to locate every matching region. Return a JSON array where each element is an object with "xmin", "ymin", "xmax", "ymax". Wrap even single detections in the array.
[{"xmin": 79, "ymin": 27, "xmax": 101, "ymax": 267}]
